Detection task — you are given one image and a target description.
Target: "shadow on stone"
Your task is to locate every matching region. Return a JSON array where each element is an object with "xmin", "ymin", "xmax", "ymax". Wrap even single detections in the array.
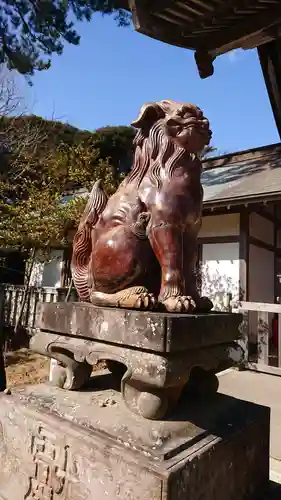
[{"xmin": 79, "ymin": 368, "xmax": 268, "ymax": 452}]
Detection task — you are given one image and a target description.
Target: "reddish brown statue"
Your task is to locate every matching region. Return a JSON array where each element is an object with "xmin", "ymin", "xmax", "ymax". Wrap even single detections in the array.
[{"xmin": 72, "ymin": 100, "xmax": 212, "ymax": 313}]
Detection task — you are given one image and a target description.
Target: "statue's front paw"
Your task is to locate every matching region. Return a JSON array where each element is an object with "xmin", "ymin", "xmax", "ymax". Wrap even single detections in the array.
[{"xmin": 161, "ymin": 296, "xmax": 196, "ymax": 313}]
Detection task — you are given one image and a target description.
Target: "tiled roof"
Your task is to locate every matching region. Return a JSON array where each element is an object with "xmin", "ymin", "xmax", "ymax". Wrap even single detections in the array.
[
  {"xmin": 63, "ymin": 143, "xmax": 281, "ymax": 208},
  {"xmin": 202, "ymin": 143, "xmax": 281, "ymax": 206}
]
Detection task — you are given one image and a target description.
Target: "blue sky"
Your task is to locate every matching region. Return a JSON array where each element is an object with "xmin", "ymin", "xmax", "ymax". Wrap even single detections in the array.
[{"xmin": 20, "ymin": 13, "xmax": 280, "ymax": 155}]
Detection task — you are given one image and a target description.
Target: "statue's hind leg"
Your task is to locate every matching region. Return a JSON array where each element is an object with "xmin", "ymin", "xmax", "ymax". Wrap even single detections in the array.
[
  {"xmin": 89, "ymin": 220, "xmax": 158, "ymax": 310},
  {"xmin": 90, "ymin": 286, "xmax": 157, "ymax": 310}
]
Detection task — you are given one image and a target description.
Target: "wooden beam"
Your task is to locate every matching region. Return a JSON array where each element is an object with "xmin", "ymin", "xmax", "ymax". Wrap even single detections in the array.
[
  {"xmin": 274, "ymin": 203, "xmax": 278, "ymax": 302},
  {"xmin": 239, "ymin": 301, "xmax": 281, "ymax": 314},
  {"xmin": 246, "ymin": 363, "xmax": 281, "ymax": 376},
  {"xmin": 203, "ymin": 192, "xmax": 281, "ymax": 210},
  {"xmin": 128, "ymin": 0, "xmax": 281, "ymax": 58},
  {"xmin": 249, "ymin": 236, "xmax": 275, "ymax": 253},
  {"xmin": 128, "ymin": 0, "xmax": 148, "ymax": 31},
  {"xmin": 149, "ymin": 0, "xmax": 176, "ymax": 13},
  {"xmin": 166, "ymin": 7, "xmax": 195, "ymax": 23},
  {"xmin": 203, "ymin": 206, "xmax": 241, "ymax": 216},
  {"xmin": 178, "ymin": 0, "xmax": 215, "ymax": 13},
  {"xmin": 278, "ymin": 311, "xmax": 281, "ymax": 367},
  {"xmin": 129, "ymin": 0, "xmax": 195, "ymax": 49},
  {"xmin": 204, "ymin": 5, "xmax": 281, "ymax": 55},
  {"xmin": 198, "ymin": 235, "xmax": 239, "ymax": 245},
  {"xmin": 195, "ymin": 50, "xmax": 215, "ymax": 78},
  {"xmin": 239, "ymin": 210, "xmax": 249, "ymax": 301},
  {"xmin": 240, "ymin": 31, "xmax": 276, "ymax": 50},
  {"xmin": 258, "ymin": 39, "xmax": 281, "ymax": 140},
  {"xmin": 170, "ymin": 3, "xmax": 203, "ymax": 18}
]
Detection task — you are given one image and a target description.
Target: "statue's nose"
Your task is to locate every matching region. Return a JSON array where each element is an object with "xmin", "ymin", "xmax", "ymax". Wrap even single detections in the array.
[{"xmin": 202, "ymin": 118, "xmax": 209, "ymax": 129}]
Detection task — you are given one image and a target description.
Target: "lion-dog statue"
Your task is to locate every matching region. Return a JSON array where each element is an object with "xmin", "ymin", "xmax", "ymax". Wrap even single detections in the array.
[{"xmin": 71, "ymin": 100, "xmax": 213, "ymax": 313}]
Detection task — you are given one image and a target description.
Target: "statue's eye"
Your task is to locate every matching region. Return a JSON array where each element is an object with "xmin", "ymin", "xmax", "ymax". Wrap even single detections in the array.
[
  {"xmin": 166, "ymin": 118, "xmax": 180, "ymax": 127},
  {"xmin": 180, "ymin": 106, "xmax": 193, "ymax": 118}
]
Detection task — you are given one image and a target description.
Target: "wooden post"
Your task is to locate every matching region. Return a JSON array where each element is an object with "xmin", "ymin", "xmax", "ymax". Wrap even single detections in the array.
[
  {"xmin": 0, "ymin": 347, "xmax": 6, "ymax": 392},
  {"xmin": 257, "ymin": 311, "xmax": 269, "ymax": 366},
  {"xmin": 239, "ymin": 210, "xmax": 249, "ymax": 363},
  {"xmin": 277, "ymin": 312, "xmax": 281, "ymax": 368},
  {"xmin": 258, "ymin": 40, "xmax": 281, "ymax": 140},
  {"xmin": 0, "ymin": 286, "xmax": 6, "ymax": 391}
]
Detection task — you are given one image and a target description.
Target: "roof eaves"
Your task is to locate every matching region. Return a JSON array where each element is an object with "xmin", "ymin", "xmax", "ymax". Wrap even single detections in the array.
[
  {"xmin": 203, "ymin": 142, "xmax": 281, "ymax": 171},
  {"xmin": 203, "ymin": 190, "xmax": 281, "ymax": 208}
]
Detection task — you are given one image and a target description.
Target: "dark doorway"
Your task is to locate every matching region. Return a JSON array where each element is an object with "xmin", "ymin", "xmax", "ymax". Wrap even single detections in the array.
[{"xmin": 0, "ymin": 251, "xmax": 26, "ymax": 285}]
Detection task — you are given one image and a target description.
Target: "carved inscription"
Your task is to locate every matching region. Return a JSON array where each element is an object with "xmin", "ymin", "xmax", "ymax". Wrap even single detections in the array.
[{"xmin": 24, "ymin": 426, "xmax": 77, "ymax": 499}]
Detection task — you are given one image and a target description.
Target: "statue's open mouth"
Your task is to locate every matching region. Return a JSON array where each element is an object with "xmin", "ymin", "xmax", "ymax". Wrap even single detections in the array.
[{"xmin": 178, "ymin": 124, "xmax": 211, "ymax": 141}]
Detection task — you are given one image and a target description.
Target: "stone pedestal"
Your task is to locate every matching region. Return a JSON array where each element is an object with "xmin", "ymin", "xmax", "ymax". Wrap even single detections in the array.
[
  {"xmin": 31, "ymin": 302, "xmax": 243, "ymax": 419},
  {"xmin": 0, "ymin": 379, "xmax": 270, "ymax": 500},
  {"xmin": 6, "ymin": 302, "xmax": 267, "ymax": 499}
]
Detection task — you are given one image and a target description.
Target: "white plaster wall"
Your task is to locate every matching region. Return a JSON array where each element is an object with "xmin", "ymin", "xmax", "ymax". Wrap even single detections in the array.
[
  {"xmin": 249, "ymin": 213, "xmax": 274, "ymax": 245},
  {"xmin": 200, "ymin": 214, "xmax": 240, "ymax": 238},
  {"xmin": 29, "ymin": 250, "xmax": 63, "ymax": 288},
  {"xmin": 201, "ymin": 242, "xmax": 240, "ymax": 310},
  {"xmin": 248, "ymin": 245, "xmax": 274, "ymax": 303},
  {"xmin": 42, "ymin": 250, "xmax": 63, "ymax": 287}
]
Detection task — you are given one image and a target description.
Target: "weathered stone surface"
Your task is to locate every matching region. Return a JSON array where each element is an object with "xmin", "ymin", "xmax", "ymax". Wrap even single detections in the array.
[
  {"xmin": 0, "ymin": 379, "xmax": 270, "ymax": 500},
  {"xmin": 36, "ymin": 302, "xmax": 242, "ymax": 353},
  {"xmin": 31, "ymin": 303, "xmax": 244, "ymax": 420},
  {"xmin": 30, "ymin": 329, "xmax": 243, "ymax": 419}
]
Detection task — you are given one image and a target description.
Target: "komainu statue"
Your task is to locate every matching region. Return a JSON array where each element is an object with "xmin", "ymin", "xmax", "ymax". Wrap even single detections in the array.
[{"xmin": 72, "ymin": 100, "xmax": 213, "ymax": 313}]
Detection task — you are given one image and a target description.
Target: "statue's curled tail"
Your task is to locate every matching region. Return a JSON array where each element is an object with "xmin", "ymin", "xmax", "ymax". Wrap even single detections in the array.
[{"xmin": 71, "ymin": 180, "xmax": 108, "ymax": 301}]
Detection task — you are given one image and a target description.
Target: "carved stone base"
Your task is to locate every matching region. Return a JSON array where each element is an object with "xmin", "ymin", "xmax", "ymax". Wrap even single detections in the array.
[
  {"xmin": 0, "ymin": 382, "xmax": 270, "ymax": 500},
  {"xmin": 31, "ymin": 302, "xmax": 243, "ymax": 420}
]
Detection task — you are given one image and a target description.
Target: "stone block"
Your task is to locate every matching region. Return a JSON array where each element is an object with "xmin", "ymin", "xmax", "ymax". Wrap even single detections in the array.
[
  {"xmin": 36, "ymin": 302, "xmax": 242, "ymax": 353},
  {"xmin": 0, "ymin": 376, "xmax": 270, "ymax": 500},
  {"xmin": 31, "ymin": 303, "xmax": 243, "ymax": 419}
]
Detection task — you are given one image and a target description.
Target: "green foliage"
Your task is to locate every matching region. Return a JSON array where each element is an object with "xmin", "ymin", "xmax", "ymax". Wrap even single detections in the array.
[
  {"xmin": 0, "ymin": 0, "xmax": 130, "ymax": 76},
  {"xmin": 92, "ymin": 125, "xmax": 135, "ymax": 174},
  {"xmin": 0, "ymin": 115, "xmax": 135, "ymax": 168},
  {"xmin": 0, "ymin": 115, "xmax": 125, "ymax": 250},
  {"xmin": 0, "ymin": 115, "xmax": 218, "ymax": 251}
]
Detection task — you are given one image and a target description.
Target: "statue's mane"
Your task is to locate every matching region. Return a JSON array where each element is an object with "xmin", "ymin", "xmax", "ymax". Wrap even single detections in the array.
[{"xmin": 123, "ymin": 120, "xmax": 188, "ymax": 190}]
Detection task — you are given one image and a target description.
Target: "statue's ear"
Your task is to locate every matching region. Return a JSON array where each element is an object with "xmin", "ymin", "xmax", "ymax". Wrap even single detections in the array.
[{"xmin": 131, "ymin": 102, "xmax": 165, "ymax": 129}]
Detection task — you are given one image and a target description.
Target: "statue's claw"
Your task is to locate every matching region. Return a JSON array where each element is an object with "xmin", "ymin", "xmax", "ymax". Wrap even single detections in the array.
[
  {"xmin": 161, "ymin": 296, "xmax": 196, "ymax": 313},
  {"xmin": 161, "ymin": 295, "xmax": 213, "ymax": 313},
  {"xmin": 134, "ymin": 292, "xmax": 157, "ymax": 310}
]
